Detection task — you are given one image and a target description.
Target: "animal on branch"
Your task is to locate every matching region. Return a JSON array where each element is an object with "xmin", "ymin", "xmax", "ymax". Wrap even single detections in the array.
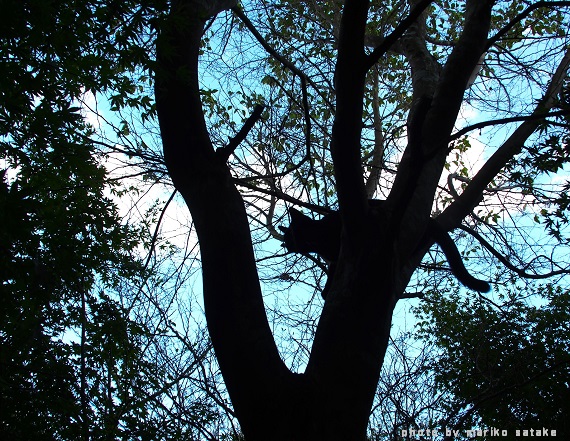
[{"xmin": 280, "ymin": 202, "xmax": 490, "ymax": 297}]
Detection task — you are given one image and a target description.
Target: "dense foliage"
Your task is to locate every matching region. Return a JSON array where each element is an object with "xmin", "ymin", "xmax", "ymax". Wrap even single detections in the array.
[
  {"xmin": 416, "ymin": 284, "xmax": 570, "ymax": 435},
  {"xmin": 0, "ymin": 1, "xmax": 224, "ymax": 439}
]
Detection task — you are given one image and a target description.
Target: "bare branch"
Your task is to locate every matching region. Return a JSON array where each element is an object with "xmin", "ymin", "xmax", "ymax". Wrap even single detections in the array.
[
  {"xmin": 399, "ymin": 292, "xmax": 425, "ymax": 300},
  {"xmin": 459, "ymin": 224, "xmax": 570, "ymax": 280},
  {"xmin": 234, "ymin": 178, "xmax": 333, "ymax": 215},
  {"xmin": 231, "ymin": 7, "xmax": 314, "ymax": 175},
  {"xmin": 450, "ymin": 110, "xmax": 570, "ymax": 142},
  {"xmin": 216, "ymin": 104, "xmax": 265, "ymax": 162},
  {"xmin": 231, "ymin": 5, "xmax": 333, "ymax": 111}
]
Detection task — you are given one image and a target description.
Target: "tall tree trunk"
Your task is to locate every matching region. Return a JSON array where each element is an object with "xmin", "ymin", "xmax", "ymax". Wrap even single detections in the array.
[{"xmin": 155, "ymin": 1, "xmax": 306, "ymax": 439}]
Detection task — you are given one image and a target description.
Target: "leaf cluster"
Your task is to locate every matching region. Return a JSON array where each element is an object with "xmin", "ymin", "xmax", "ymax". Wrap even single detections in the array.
[{"xmin": 415, "ymin": 285, "xmax": 570, "ymax": 432}]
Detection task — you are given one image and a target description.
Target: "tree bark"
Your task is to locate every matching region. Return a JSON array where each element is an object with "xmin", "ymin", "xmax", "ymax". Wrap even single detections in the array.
[{"xmin": 155, "ymin": 1, "xmax": 303, "ymax": 439}]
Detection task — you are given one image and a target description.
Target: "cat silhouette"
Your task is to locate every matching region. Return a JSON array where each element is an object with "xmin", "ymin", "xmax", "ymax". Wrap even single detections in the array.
[{"xmin": 280, "ymin": 204, "xmax": 490, "ymax": 298}]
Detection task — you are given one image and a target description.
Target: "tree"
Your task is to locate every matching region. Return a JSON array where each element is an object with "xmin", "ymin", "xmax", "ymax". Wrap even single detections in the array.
[
  {"xmin": 154, "ymin": 0, "xmax": 570, "ymax": 439},
  {"xmin": 415, "ymin": 284, "xmax": 570, "ymax": 437},
  {"xmin": 0, "ymin": 1, "xmax": 163, "ymax": 437},
  {"xmin": 4, "ymin": 0, "xmax": 569, "ymax": 439},
  {"xmin": 1, "ymin": 1, "xmax": 227, "ymax": 439}
]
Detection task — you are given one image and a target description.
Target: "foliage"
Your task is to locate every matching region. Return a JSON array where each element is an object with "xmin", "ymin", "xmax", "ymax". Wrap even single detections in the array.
[
  {"xmin": 415, "ymin": 285, "xmax": 570, "ymax": 434},
  {"xmin": 0, "ymin": 1, "xmax": 224, "ymax": 439},
  {"xmin": 2, "ymin": 0, "xmax": 570, "ymax": 439}
]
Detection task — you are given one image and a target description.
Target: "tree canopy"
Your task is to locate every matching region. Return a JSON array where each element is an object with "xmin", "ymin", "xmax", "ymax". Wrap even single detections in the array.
[{"xmin": 2, "ymin": 0, "xmax": 570, "ymax": 440}]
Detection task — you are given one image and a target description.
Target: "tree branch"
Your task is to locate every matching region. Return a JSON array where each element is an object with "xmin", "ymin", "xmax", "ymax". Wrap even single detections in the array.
[
  {"xmin": 231, "ymin": 7, "xmax": 314, "ymax": 175},
  {"xmin": 387, "ymin": 1, "xmax": 493, "ymax": 258},
  {"xmin": 450, "ymin": 110, "xmax": 570, "ymax": 142},
  {"xmin": 330, "ymin": 0, "xmax": 370, "ymax": 225},
  {"xmin": 365, "ymin": 68, "xmax": 386, "ymax": 198},
  {"xmin": 399, "ymin": 291, "xmax": 425, "ymax": 300},
  {"xmin": 365, "ymin": 0, "xmax": 435, "ymax": 69},
  {"xmin": 234, "ymin": 178, "xmax": 333, "ymax": 215},
  {"xmin": 231, "ymin": 5, "xmax": 334, "ymax": 111},
  {"xmin": 423, "ymin": 0, "xmax": 495, "ymax": 154},
  {"xmin": 216, "ymin": 104, "xmax": 265, "ymax": 162},
  {"xmin": 155, "ymin": 2, "xmax": 294, "ymax": 436},
  {"xmin": 438, "ymin": 48, "xmax": 570, "ymax": 229},
  {"xmin": 485, "ymin": 1, "xmax": 570, "ymax": 52},
  {"xmin": 459, "ymin": 224, "xmax": 570, "ymax": 279}
]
